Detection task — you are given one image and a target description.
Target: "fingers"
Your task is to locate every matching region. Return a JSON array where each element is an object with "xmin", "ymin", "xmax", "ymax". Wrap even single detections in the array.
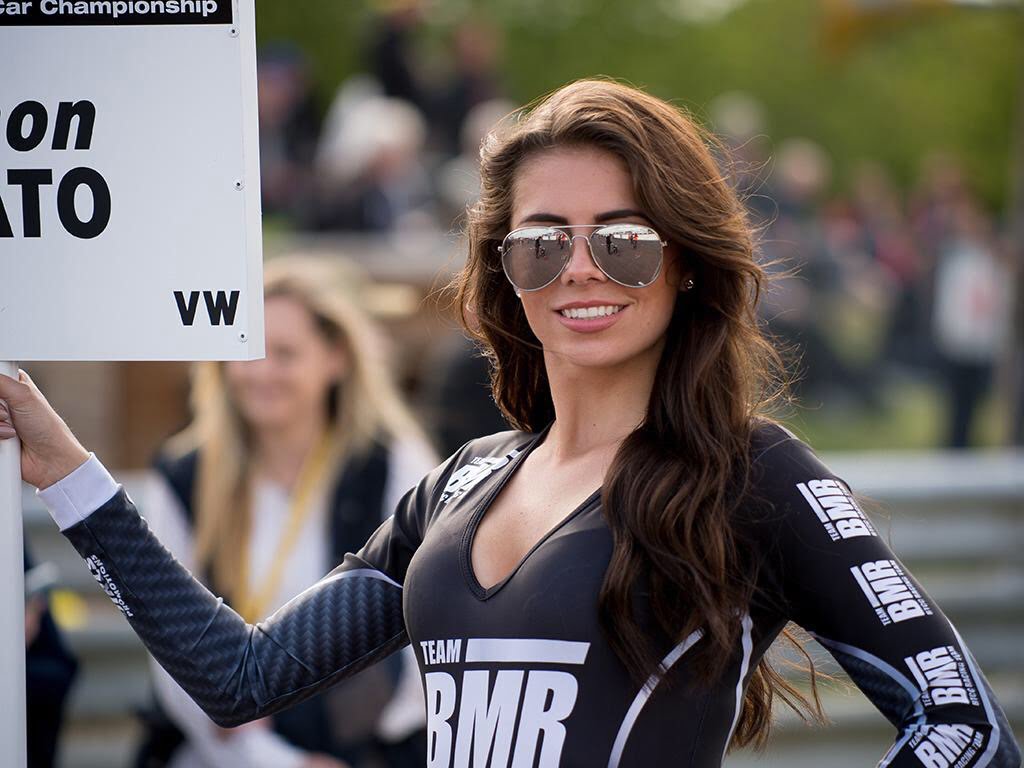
[
  {"xmin": 0, "ymin": 369, "xmax": 32, "ymax": 405},
  {"xmin": 0, "ymin": 399, "xmax": 14, "ymax": 439},
  {"xmin": 0, "ymin": 369, "xmax": 37, "ymax": 440}
]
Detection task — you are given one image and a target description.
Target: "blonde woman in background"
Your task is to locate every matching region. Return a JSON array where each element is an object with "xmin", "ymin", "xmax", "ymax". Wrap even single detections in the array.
[{"xmin": 134, "ymin": 255, "xmax": 436, "ymax": 768}]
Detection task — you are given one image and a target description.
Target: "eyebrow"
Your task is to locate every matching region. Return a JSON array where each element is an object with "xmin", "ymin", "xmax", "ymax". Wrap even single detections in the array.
[{"xmin": 516, "ymin": 209, "xmax": 650, "ymax": 227}]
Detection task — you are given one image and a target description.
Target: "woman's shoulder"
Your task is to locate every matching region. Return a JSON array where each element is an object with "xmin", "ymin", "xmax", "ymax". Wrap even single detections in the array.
[
  {"xmin": 747, "ymin": 417, "xmax": 821, "ymax": 471},
  {"xmin": 456, "ymin": 426, "xmax": 539, "ymax": 460},
  {"xmin": 740, "ymin": 418, "xmax": 871, "ymax": 536},
  {"xmin": 372, "ymin": 426, "xmax": 530, "ymax": 483},
  {"xmin": 741, "ymin": 417, "xmax": 851, "ymax": 514}
]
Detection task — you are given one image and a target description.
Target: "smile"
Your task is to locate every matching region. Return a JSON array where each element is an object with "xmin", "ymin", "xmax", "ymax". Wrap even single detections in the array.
[{"xmin": 558, "ymin": 305, "xmax": 624, "ymax": 319}]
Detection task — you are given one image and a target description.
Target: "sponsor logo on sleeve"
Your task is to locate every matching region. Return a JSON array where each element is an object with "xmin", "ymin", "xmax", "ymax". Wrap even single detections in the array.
[
  {"xmin": 850, "ymin": 559, "xmax": 932, "ymax": 625},
  {"xmin": 85, "ymin": 554, "xmax": 133, "ymax": 618},
  {"xmin": 796, "ymin": 478, "xmax": 876, "ymax": 541},
  {"xmin": 419, "ymin": 637, "xmax": 589, "ymax": 768},
  {"xmin": 910, "ymin": 724, "xmax": 985, "ymax": 768},
  {"xmin": 904, "ymin": 645, "xmax": 980, "ymax": 708},
  {"xmin": 441, "ymin": 448, "xmax": 521, "ymax": 506}
]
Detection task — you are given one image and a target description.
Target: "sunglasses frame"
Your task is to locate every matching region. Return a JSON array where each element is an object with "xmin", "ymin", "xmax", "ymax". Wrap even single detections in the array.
[{"xmin": 498, "ymin": 223, "xmax": 668, "ymax": 292}]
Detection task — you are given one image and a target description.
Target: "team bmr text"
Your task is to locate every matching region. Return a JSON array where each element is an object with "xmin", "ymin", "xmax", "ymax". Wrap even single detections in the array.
[{"xmin": 2, "ymin": 100, "xmax": 110, "ymax": 239}]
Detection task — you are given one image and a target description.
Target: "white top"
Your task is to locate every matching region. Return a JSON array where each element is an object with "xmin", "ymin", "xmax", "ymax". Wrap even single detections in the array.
[{"xmin": 38, "ymin": 439, "xmax": 437, "ymax": 768}]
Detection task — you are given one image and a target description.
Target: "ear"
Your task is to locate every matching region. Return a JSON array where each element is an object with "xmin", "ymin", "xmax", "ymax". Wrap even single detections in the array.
[{"xmin": 664, "ymin": 244, "xmax": 693, "ymax": 290}]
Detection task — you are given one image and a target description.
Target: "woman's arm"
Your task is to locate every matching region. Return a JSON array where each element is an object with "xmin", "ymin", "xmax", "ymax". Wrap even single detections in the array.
[
  {"xmin": 140, "ymin": 474, "xmax": 307, "ymax": 768},
  {"xmin": 0, "ymin": 369, "xmax": 445, "ymax": 729},
  {"xmin": 749, "ymin": 424, "xmax": 1021, "ymax": 767},
  {"xmin": 36, "ymin": 449, "xmax": 452, "ymax": 729}
]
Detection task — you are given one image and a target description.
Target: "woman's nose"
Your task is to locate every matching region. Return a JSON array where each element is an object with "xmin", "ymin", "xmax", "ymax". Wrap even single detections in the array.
[{"xmin": 560, "ymin": 235, "xmax": 606, "ymax": 284}]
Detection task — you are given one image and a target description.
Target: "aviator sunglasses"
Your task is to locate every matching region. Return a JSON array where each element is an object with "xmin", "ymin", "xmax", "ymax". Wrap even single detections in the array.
[{"xmin": 498, "ymin": 223, "xmax": 667, "ymax": 292}]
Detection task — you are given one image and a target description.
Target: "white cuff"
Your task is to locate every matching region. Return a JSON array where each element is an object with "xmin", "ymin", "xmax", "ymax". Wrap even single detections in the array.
[{"xmin": 36, "ymin": 452, "xmax": 120, "ymax": 531}]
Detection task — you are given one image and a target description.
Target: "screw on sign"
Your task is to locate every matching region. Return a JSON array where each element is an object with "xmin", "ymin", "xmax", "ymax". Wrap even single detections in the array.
[{"xmin": 1, "ymin": 100, "xmax": 111, "ymax": 239}]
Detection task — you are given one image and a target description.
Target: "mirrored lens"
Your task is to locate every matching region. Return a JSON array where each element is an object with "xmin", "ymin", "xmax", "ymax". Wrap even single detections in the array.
[
  {"xmin": 590, "ymin": 224, "xmax": 664, "ymax": 287},
  {"xmin": 501, "ymin": 227, "xmax": 571, "ymax": 291}
]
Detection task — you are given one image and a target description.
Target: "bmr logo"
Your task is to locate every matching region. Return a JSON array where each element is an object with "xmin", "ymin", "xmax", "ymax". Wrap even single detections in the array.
[
  {"xmin": 796, "ymin": 478, "xmax": 876, "ymax": 541},
  {"xmin": 441, "ymin": 449, "xmax": 521, "ymax": 506},
  {"xmin": 173, "ymin": 290, "xmax": 240, "ymax": 327},
  {"xmin": 850, "ymin": 559, "xmax": 933, "ymax": 626},
  {"xmin": 421, "ymin": 638, "xmax": 589, "ymax": 768},
  {"xmin": 910, "ymin": 724, "xmax": 984, "ymax": 768},
  {"xmin": 904, "ymin": 645, "xmax": 979, "ymax": 708}
]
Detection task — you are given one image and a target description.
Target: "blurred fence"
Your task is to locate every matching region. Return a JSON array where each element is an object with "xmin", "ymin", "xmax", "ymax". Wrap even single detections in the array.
[{"xmin": 23, "ymin": 450, "xmax": 1024, "ymax": 767}]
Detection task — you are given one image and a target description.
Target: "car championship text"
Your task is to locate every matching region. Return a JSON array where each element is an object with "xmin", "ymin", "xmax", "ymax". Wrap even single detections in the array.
[{"xmin": 0, "ymin": 0, "xmax": 231, "ymax": 25}]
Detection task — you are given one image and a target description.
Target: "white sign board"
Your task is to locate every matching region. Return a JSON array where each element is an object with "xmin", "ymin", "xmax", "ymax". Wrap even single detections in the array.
[{"xmin": 0, "ymin": 0, "xmax": 264, "ymax": 360}]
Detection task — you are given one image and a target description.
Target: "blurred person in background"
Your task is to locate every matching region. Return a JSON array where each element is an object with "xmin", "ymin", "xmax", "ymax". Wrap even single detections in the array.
[
  {"xmin": 930, "ymin": 197, "xmax": 1012, "ymax": 448},
  {"xmin": 850, "ymin": 161, "xmax": 925, "ymax": 376},
  {"xmin": 364, "ymin": 2, "xmax": 505, "ymax": 160},
  {"xmin": 909, "ymin": 153, "xmax": 971, "ymax": 364},
  {"xmin": 759, "ymin": 137, "xmax": 871, "ymax": 404},
  {"xmin": 817, "ymin": 195, "xmax": 888, "ymax": 405},
  {"xmin": 432, "ymin": 17, "xmax": 505, "ymax": 158},
  {"xmin": 257, "ymin": 44, "xmax": 321, "ymax": 221},
  {"xmin": 909, "ymin": 153, "xmax": 1013, "ymax": 448},
  {"xmin": 435, "ymin": 98, "xmax": 517, "ymax": 229},
  {"xmin": 364, "ymin": 0, "xmax": 431, "ymax": 120},
  {"xmin": 26, "ymin": 543, "xmax": 78, "ymax": 768},
  {"xmin": 134, "ymin": 256, "xmax": 436, "ymax": 768},
  {"xmin": 307, "ymin": 91, "xmax": 436, "ymax": 232}
]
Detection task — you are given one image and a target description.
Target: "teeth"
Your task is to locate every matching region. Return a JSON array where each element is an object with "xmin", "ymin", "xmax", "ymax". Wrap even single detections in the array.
[{"xmin": 559, "ymin": 305, "xmax": 623, "ymax": 319}]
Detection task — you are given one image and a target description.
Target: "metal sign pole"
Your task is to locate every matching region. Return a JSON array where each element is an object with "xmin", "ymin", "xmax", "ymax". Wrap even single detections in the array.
[{"xmin": 0, "ymin": 360, "xmax": 27, "ymax": 768}]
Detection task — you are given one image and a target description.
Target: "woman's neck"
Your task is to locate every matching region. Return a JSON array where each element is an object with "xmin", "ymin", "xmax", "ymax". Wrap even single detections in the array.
[
  {"xmin": 250, "ymin": 412, "xmax": 328, "ymax": 489},
  {"xmin": 542, "ymin": 346, "xmax": 661, "ymax": 459}
]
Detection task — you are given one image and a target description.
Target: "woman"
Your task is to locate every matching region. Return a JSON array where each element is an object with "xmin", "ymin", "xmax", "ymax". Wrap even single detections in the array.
[
  {"xmin": 136, "ymin": 255, "xmax": 436, "ymax": 768},
  {"xmin": 2, "ymin": 79, "xmax": 1019, "ymax": 767}
]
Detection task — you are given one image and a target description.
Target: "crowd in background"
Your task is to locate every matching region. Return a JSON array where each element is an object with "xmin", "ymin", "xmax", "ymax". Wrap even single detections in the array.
[
  {"xmin": 718, "ymin": 94, "xmax": 1019, "ymax": 449},
  {"xmin": 252, "ymin": 5, "xmax": 1020, "ymax": 451}
]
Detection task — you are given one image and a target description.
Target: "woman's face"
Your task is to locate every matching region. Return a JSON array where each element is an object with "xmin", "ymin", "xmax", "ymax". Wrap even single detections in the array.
[
  {"xmin": 224, "ymin": 294, "xmax": 346, "ymax": 432},
  {"xmin": 509, "ymin": 145, "xmax": 687, "ymax": 372}
]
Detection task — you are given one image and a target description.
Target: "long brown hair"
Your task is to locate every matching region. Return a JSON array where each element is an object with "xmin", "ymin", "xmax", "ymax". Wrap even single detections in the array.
[
  {"xmin": 454, "ymin": 77, "xmax": 824, "ymax": 749},
  {"xmin": 165, "ymin": 255, "xmax": 430, "ymax": 601}
]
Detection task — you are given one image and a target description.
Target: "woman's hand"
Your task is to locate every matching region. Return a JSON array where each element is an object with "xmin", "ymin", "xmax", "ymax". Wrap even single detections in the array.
[{"xmin": 0, "ymin": 369, "xmax": 90, "ymax": 490}]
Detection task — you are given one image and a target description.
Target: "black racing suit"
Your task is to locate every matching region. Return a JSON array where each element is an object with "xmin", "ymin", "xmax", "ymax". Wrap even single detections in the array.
[{"xmin": 51, "ymin": 422, "xmax": 1021, "ymax": 767}]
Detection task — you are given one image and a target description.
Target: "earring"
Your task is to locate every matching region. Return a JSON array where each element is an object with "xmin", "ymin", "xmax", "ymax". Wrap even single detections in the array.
[
  {"xmin": 515, "ymin": 288, "xmax": 522, "ymax": 298},
  {"xmin": 682, "ymin": 278, "xmax": 695, "ymax": 291}
]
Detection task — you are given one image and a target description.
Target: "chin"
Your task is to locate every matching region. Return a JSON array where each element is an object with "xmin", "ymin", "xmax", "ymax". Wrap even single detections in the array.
[
  {"xmin": 237, "ymin": 404, "xmax": 295, "ymax": 431},
  {"xmin": 544, "ymin": 336, "xmax": 657, "ymax": 372}
]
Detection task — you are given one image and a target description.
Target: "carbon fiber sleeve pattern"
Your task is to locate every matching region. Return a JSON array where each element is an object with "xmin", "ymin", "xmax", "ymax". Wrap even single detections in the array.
[{"xmin": 61, "ymin": 487, "xmax": 408, "ymax": 728}]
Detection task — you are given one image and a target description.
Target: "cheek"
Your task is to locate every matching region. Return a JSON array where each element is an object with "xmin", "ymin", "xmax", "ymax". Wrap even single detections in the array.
[
  {"xmin": 518, "ymin": 296, "xmax": 555, "ymax": 338},
  {"xmin": 652, "ymin": 288, "xmax": 679, "ymax": 332},
  {"xmin": 288, "ymin": 351, "xmax": 339, "ymax": 399},
  {"xmin": 224, "ymin": 362, "xmax": 262, "ymax": 392},
  {"xmin": 632, "ymin": 283, "xmax": 678, "ymax": 345}
]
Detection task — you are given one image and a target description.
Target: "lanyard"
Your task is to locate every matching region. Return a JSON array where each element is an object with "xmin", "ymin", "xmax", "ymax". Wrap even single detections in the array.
[{"xmin": 235, "ymin": 432, "xmax": 338, "ymax": 622}]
